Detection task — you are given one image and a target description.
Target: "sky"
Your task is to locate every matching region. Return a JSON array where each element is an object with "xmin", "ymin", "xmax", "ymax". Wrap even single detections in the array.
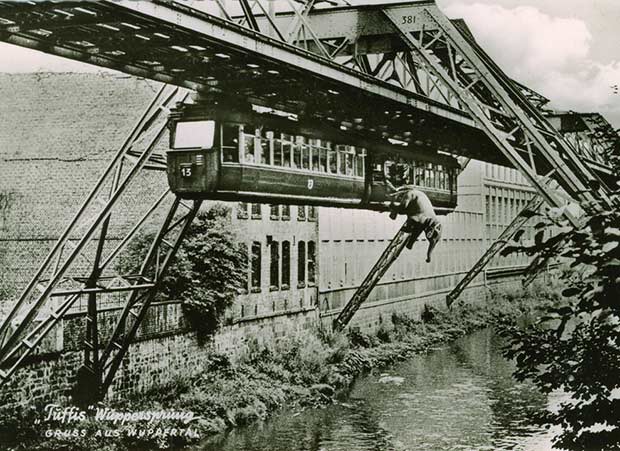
[
  {"xmin": 0, "ymin": 0, "xmax": 618, "ymax": 127},
  {"xmin": 437, "ymin": 0, "xmax": 620, "ymax": 127}
]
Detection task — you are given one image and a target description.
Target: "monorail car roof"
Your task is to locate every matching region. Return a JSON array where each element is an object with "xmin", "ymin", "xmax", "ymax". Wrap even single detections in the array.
[{"xmin": 169, "ymin": 102, "xmax": 460, "ymax": 167}]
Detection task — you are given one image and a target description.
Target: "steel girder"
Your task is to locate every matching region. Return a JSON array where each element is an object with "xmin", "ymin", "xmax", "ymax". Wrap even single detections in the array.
[
  {"xmin": 446, "ymin": 195, "xmax": 544, "ymax": 307},
  {"xmin": 0, "ymin": 86, "xmax": 191, "ymax": 396},
  {"xmin": 383, "ymin": 5, "xmax": 608, "ymax": 219},
  {"xmin": 0, "ymin": 0, "xmax": 616, "ymax": 174},
  {"xmin": 99, "ymin": 196, "xmax": 201, "ymax": 396},
  {"xmin": 334, "ymin": 219, "xmax": 422, "ymax": 332},
  {"xmin": 333, "ymin": 2, "xmax": 615, "ymax": 321}
]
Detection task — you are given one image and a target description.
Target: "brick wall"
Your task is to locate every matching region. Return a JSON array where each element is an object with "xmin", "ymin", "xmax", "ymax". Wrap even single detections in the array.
[{"xmin": 0, "ymin": 73, "xmax": 169, "ymax": 298}]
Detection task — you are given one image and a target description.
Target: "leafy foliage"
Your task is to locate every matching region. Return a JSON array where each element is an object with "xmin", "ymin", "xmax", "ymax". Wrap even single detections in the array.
[
  {"xmin": 499, "ymin": 187, "xmax": 620, "ymax": 450},
  {"xmin": 117, "ymin": 203, "xmax": 247, "ymax": 337},
  {"xmin": 5, "ymin": 287, "xmax": 544, "ymax": 451}
]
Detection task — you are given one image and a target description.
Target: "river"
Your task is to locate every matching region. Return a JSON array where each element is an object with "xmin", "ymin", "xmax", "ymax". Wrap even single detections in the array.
[{"xmin": 195, "ymin": 328, "xmax": 562, "ymax": 451}]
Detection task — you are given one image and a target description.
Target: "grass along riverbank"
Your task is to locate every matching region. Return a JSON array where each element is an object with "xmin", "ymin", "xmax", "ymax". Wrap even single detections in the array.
[{"xmin": 1, "ymin": 282, "xmax": 562, "ymax": 451}]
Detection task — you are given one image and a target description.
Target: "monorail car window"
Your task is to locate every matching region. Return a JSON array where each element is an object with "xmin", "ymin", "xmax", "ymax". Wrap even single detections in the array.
[
  {"xmin": 258, "ymin": 128, "xmax": 270, "ymax": 165},
  {"xmin": 265, "ymin": 131, "xmax": 275, "ymax": 165},
  {"xmin": 282, "ymin": 133, "xmax": 293, "ymax": 167},
  {"xmin": 426, "ymin": 163, "xmax": 433, "ymax": 188},
  {"xmin": 328, "ymin": 147, "xmax": 337, "ymax": 174},
  {"xmin": 336, "ymin": 145, "xmax": 346, "ymax": 174},
  {"xmin": 172, "ymin": 120, "xmax": 215, "ymax": 150},
  {"xmin": 309, "ymin": 138, "xmax": 319, "ymax": 171},
  {"xmin": 271, "ymin": 132, "xmax": 284, "ymax": 166},
  {"xmin": 318, "ymin": 145, "xmax": 327, "ymax": 172},
  {"xmin": 242, "ymin": 125, "xmax": 255, "ymax": 163},
  {"xmin": 437, "ymin": 165, "xmax": 446, "ymax": 190},
  {"xmin": 345, "ymin": 148, "xmax": 355, "ymax": 176},
  {"xmin": 221, "ymin": 123, "xmax": 240, "ymax": 162},
  {"xmin": 414, "ymin": 163, "xmax": 425, "ymax": 186},
  {"xmin": 356, "ymin": 148, "xmax": 366, "ymax": 177},
  {"xmin": 301, "ymin": 140, "xmax": 310, "ymax": 170}
]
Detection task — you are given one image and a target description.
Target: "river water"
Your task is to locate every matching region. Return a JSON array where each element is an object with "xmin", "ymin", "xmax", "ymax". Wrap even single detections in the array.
[{"xmin": 197, "ymin": 329, "xmax": 561, "ymax": 451}]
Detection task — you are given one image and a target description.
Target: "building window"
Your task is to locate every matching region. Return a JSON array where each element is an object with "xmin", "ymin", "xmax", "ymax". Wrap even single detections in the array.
[
  {"xmin": 270, "ymin": 204, "xmax": 280, "ymax": 220},
  {"xmin": 239, "ymin": 243, "xmax": 249, "ymax": 294},
  {"xmin": 308, "ymin": 205, "xmax": 317, "ymax": 222},
  {"xmin": 297, "ymin": 205, "xmax": 306, "ymax": 221},
  {"xmin": 297, "ymin": 241, "xmax": 306, "ymax": 287},
  {"xmin": 307, "ymin": 240, "xmax": 316, "ymax": 285},
  {"xmin": 251, "ymin": 241, "xmax": 261, "ymax": 291},
  {"xmin": 270, "ymin": 241, "xmax": 279, "ymax": 290},
  {"xmin": 485, "ymin": 196, "xmax": 490, "ymax": 222},
  {"xmin": 237, "ymin": 202, "xmax": 249, "ymax": 220},
  {"xmin": 282, "ymin": 241, "xmax": 290, "ymax": 289},
  {"xmin": 251, "ymin": 203, "xmax": 261, "ymax": 219},
  {"xmin": 281, "ymin": 205, "xmax": 290, "ymax": 221}
]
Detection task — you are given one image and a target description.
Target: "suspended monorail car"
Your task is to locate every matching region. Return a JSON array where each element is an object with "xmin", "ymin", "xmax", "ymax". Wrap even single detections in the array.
[{"xmin": 166, "ymin": 104, "xmax": 459, "ymax": 214}]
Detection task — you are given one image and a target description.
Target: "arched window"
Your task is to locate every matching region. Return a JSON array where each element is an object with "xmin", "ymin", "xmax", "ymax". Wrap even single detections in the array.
[
  {"xmin": 297, "ymin": 241, "xmax": 306, "ymax": 287},
  {"xmin": 270, "ymin": 241, "xmax": 279, "ymax": 290},
  {"xmin": 281, "ymin": 205, "xmax": 290, "ymax": 221},
  {"xmin": 251, "ymin": 203, "xmax": 261, "ymax": 219},
  {"xmin": 237, "ymin": 202, "xmax": 249, "ymax": 220},
  {"xmin": 307, "ymin": 241, "xmax": 316, "ymax": 285},
  {"xmin": 282, "ymin": 241, "xmax": 290, "ymax": 289},
  {"xmin": 251, "ymin": 241, "xmax": 261, "ymax": 291},
  {"xmin": 308, "ymin": 206, "xmax": 317, "ymax": 221},
  {"xmin": 297, "ymin": 205, "xmax": 306, "ymax": 221}
]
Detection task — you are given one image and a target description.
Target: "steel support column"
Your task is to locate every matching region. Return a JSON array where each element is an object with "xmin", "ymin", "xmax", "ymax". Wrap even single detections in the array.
[
  {"xmin": 333, "ymin": 220, "xmax": 422, "ymax": 331},
  {"xmin": 99, "ymin": 197, "xmax": 202, "ymax": 396},
  {"xmin": 0, "ymin": 85, "xmax": 189, "ymax": 392},
  {"xmin": 446, "ymin": 195, "xmax": 544, "ymax": 307},
  {"xmin": 382, "ymin": 5, "xmax": 608, "ymax": 219}
]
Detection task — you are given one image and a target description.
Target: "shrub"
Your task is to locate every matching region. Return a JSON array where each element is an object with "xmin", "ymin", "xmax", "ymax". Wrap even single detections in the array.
[{"xmin": 117, "ymin": 203, "xmax": 247, "ymax": 338}]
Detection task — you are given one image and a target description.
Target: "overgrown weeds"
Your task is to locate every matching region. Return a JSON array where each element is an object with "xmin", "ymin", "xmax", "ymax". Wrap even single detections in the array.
[{"xmin": 2, "ymin": 282, "xmax": 559, "ymax": 451}]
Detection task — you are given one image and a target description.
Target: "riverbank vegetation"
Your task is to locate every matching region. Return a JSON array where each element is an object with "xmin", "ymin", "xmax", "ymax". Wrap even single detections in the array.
[
  {"xmin": 499, "ymin": 185, "xmax": 620, "ymax": 451},
  {"xmin": 1, "ymin": 282, "xmax": 560, "ymax": 451}
]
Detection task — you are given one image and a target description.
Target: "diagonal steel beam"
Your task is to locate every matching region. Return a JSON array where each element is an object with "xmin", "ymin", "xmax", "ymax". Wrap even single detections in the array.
[
  {"xmin": 0, "ymin": 86, "xmax": 188, "ymax": 390},
  {"xmin": 99, "ymin": 198, "xmax": 202, "ymax": 396},
  {"xmin": 382, "ymin": 7, "xmax": 585, "ymax": 228},
  {"xmin": 446, "ymin": 195, "xmax": 544, "ymax": 307},
  {"xmin": 333, "ymin": 220, "xmax": 423, "ymax": 331}
]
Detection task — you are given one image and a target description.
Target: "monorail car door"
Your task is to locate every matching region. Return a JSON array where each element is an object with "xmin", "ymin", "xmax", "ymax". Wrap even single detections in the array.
[{"xmin": 167, "ymin": 119, "xmax": 220, "ymax": 195}]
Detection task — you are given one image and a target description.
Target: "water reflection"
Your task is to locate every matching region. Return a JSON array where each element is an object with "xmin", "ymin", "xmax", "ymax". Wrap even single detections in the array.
[{"xmin": 198, "ymin": 329, "xmax": 558, "ymax": 451}]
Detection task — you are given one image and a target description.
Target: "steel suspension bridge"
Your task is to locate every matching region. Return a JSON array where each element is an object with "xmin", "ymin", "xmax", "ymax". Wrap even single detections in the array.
[{"xmin": 0, "ymin": 0, "xmax": 617, "ymax": 400}]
